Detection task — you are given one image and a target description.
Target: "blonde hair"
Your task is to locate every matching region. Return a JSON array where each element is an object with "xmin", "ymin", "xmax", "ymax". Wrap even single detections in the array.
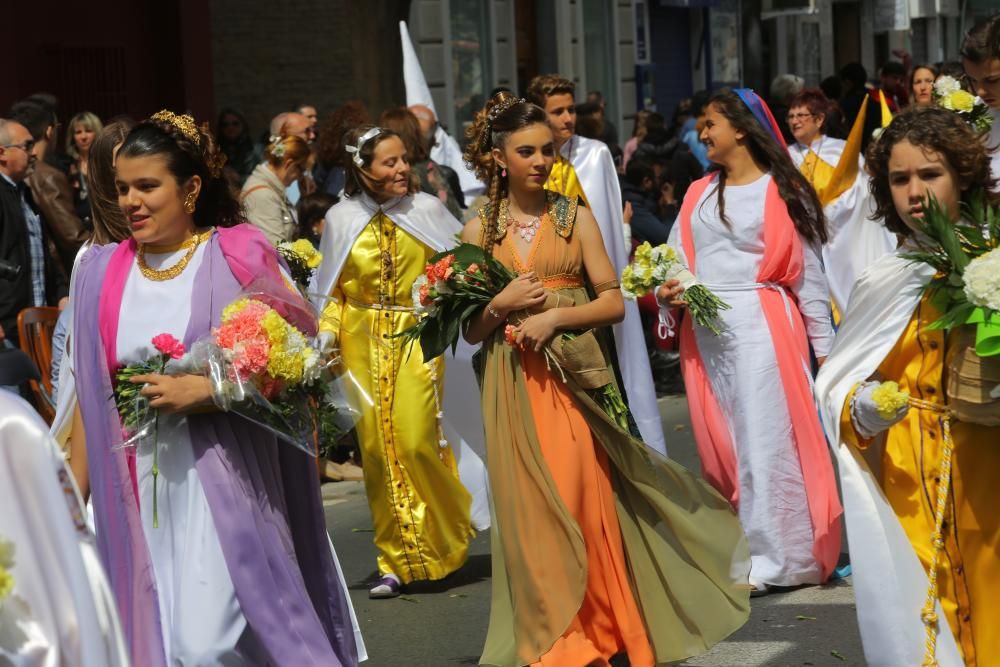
[{"xmin": 66, "ymin": 111, "xmax": 103, "ymax": 159}]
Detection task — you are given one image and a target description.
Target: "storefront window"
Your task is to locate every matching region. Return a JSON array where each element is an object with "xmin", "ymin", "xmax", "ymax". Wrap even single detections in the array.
[{"xmin": 451, "ymin": 0, "xmax": 493, "ymax": 138}]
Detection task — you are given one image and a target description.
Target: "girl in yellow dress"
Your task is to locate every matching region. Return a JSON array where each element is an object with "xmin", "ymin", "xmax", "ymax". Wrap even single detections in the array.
[
  {"xmin": 313, "ymin": 126, "xmax": 475, "ymax": 598},
  {"xmin": 461, "ymin": 91, "xmax": 750, "ymax": 667},
  {"xmin": 816, "ymin": 106, "xmax": 1000, "ymax": 667}
]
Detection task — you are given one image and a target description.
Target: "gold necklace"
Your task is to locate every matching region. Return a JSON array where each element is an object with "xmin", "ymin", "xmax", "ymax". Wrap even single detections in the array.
[{"xmin": 137, "ymin": 229, "xmax": 214, "ymax": 281}]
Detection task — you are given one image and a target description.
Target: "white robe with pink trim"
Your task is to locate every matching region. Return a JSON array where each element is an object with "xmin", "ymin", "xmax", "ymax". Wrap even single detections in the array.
[{"xmin": 668, "ymin": 174, "xmax": 836, "ymax": 587}]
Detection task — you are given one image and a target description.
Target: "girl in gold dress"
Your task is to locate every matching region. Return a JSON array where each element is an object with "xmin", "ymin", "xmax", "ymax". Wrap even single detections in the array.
[
  {"xmin": 313, "ymin": 126, "xmax": 475, "ymax": 598},
  {"xmin": 461, "ymin": 92, "xmax": 751, "ymax": 667}
]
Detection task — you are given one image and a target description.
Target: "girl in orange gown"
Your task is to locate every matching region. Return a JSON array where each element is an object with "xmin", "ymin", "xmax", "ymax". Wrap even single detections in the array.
[{"xmin": 460, "ymin": 92, "xmax": 751, "ymax": 667}]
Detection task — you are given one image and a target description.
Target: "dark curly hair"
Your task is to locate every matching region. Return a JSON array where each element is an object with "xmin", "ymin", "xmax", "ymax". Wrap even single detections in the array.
[
  {"xmin": 865, "ymin": 106, "xmax": 999, "ymax": 236},
  {"xmin": 117, "ymin": 113, "xmax": 244, "ymax": 228},
  {"xmin": 960, "ymin": 13, "xmax": 1000, "ymax": 63},
  {"xmin": 525, "ymin": 74, "xmax": 575, "ymax": 108},
  {"xmin": 462, "ymin": 91, "xmax": 550, "ymax": 255},
  {"xmin": 703, "ymin": 90, "xmax": 827, "ymax": 245},
  {"xmin": 316, "ymin": 101, "xmax": 370, "ymax": 169}
]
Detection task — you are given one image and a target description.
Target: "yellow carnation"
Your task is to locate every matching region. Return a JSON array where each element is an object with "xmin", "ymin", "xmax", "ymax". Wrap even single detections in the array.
[
  {"xmin": 871, "ymin": 381, "xmax": 910, "ymax": 420},
  {"xmin": 221, "ymin": 298, "xmax": 251, "ymax": 322},
  {"xmin": 948, "ymin": 90, "xmax": 976, "ymax": 113},
  {"xmin": 0, "ymin": 566, "xmax": 13, "ymax": 601},
  {"xmin": 289, "ymin": 239, "xmax": 322, "ymax": 269}
]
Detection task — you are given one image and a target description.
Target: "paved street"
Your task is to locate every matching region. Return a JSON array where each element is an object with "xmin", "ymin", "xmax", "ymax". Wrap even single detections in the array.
[{"xmin": 323, "ymin": 394, "xmax": 865, "ymax": 667}]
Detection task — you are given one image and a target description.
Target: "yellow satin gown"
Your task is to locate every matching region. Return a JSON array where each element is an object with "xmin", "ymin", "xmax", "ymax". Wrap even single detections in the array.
[
  {"xmin": 320, "ymin": 212, "xmax": 473, "ymax": 583},
  {"xmin": 841, "ymin": 295, "xmax": 1000, "ymax": 665}
]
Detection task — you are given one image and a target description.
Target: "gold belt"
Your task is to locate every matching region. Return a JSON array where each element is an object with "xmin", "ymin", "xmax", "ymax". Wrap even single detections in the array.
[{"xmin": 346, "ymin": 296, "xmax": 416, "ymax": 312}]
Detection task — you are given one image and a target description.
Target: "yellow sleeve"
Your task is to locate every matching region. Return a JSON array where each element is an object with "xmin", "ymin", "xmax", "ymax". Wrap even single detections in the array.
[
  {"xmin": 839, "ymin": 382, "xmax": 875, "ymax": 451},
  {"xmin": 319, "ymin": 286, "xmax": 345, "ymax": 338}
]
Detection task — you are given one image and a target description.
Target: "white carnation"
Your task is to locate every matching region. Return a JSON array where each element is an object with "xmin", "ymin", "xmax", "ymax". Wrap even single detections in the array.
[
  {"xmin": 963, "ymin": 249, "xmax": 1000, "ymax": 312},
  {"xmin": 934, "ymin": 75, "xmax": 961, "ymax": 98}
]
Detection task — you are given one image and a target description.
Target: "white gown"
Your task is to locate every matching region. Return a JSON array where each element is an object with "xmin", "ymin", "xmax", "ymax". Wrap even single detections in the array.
[
  {"xmin": 789, "ymin": 136, "xmax": 896, "ymax": 315},
  {"xmin": 669, "ymin": 174, "xmax": 834, "ymax": 587}
]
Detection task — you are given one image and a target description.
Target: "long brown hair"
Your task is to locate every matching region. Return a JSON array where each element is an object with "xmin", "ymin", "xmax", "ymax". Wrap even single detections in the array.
[
  {"xmin": 379, "ymin": 107, "xmax": 429, "ymax": 163},
  {"xmin": 463, "ymin": 91, "xmax": 550, "ymax": 255},
  {"xmin": 704, "ymin": 90, "xmax": 828, "ymax": 245},
  {"xmin": 88, "ymin": 119, "xmax": 134, "ymax": 245},
  {"xmin": 341, "ymin": 125, "xmax": 413, "ymax": 199},
  {"xmin": 865, "ymin": 106, "xmax": 999, "ymax": 236}
]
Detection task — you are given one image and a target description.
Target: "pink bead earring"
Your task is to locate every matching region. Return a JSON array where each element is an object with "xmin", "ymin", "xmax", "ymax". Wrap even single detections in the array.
[{"xmin": 501, "ymin": 168, "xmax": 507, "ymax": 178}]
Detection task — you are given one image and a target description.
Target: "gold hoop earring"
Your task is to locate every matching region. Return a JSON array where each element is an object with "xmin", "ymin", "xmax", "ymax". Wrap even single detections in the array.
[{"xmin": 184, "ymin": 192, "xmax": 197, "ymax": 214}]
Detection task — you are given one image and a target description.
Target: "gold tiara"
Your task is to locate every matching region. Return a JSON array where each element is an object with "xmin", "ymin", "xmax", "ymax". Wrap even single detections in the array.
[{"xmin": 151, "ymin": 110, "xmax": 201, "ymax": 146}]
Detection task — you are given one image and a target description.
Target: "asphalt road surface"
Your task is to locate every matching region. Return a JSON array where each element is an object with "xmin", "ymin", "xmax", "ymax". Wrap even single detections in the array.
[{"xmin": 323, "ymin": 394, "xmax": 865, "ymax": 667}]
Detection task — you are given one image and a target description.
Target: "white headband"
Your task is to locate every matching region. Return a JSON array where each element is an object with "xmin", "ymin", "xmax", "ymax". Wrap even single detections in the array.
[{"xmin": 345, "ymin": 127, "xmax": 382, "ymax": 167}]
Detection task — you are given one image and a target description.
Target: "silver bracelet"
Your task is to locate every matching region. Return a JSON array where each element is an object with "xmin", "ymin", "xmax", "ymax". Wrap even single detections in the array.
[{"xmin": 486, "ymin": 302, "xmax": 503, "ymax": 319}]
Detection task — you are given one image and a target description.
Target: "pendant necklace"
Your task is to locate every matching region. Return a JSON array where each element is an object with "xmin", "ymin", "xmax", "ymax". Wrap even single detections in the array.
[{"xmin": 507, "ymin": 209, "xmax": 541, "ymax": 243}]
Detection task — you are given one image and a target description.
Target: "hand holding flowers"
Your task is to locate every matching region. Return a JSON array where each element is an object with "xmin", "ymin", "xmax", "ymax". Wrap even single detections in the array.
[{"xmin": 622, "ymin": 242, "xmax": 730, "ymax": 335}]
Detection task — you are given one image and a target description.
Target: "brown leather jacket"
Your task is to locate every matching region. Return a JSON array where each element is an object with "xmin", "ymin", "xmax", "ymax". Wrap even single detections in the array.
[{"xmin": 25, "ymin": 161, "xmax": 90, "ymax": 275}]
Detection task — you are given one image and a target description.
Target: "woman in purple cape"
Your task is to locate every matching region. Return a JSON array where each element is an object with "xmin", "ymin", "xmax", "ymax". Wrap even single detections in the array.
[{"xmin": 66, "ymin": 111, "xmax": 363, "ymax": 666}]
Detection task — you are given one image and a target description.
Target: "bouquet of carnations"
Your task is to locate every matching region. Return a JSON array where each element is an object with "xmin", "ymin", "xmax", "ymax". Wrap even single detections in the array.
[
  {"xmin": 933, "ymin": 76, "xmax": 994, "ymax": 134},
  {"xmin": 404, "ymin": 243, "xmax": 518, "ymax": 361},
  {"xmin": 399, "ymin": 243, "xmax": 634, "ymax": 433},
  {"xmin": 114, "ymin": 282, "xmax": 365, "ymax": 526},
  {"xmin": 277, "ymin": 238, "xmax": 323, "ymax": 291},
  {"xmin": 902, "ymin": 193, "xmax": 1000, "ymax": 424},
  {"xmin": 621, "ymin": 242, "xmax": 730, "ymax": 335}
]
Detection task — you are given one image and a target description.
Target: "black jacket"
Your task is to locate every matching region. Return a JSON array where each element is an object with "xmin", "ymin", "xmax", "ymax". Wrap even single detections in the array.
[
  {"xmin": 621, "ymin": 181, "xmax": 671, "ymax": 246},
  {"xmin": 0, "ymin": 177, "xmax": 68, "ymax": 347}
]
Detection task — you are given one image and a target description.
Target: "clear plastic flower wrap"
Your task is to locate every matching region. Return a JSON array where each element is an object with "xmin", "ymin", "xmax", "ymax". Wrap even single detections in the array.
[{"xmin": 114, "ymin": 279, "xmax": 370, "ymax": 461}]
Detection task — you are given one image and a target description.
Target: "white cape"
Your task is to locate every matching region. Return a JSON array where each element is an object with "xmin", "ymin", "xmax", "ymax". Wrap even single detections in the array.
[
  {"xmin": 312, "ymin": 192, "xmax": 491, "ymax": 530},
  {"xmin": 399, "ymin": 20, "xmax": 485, "ymax": 205},
  {"xmin": 814, "ymin": 251, "xmax": 963, "ymax": 667},
  {"xmin": 789, "ymin": 138, "xmax": 896, "ymax": 315},
  {"xmin": 563, "ymin": 136, "xmax": 667, "ymax": 455},
  {"xmin": 0, "ymin": 392, "xmax": 129, "ymax": 667}
]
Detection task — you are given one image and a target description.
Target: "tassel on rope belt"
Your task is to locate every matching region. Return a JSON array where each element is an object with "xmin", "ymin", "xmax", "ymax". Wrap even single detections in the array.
[
  {"xmin": 908, "ymin": 397, "xmax": 956, "ymax": 667},
  {"xmin": 346, "ymin": 296, "xmax": 416, "ymax": 313}
]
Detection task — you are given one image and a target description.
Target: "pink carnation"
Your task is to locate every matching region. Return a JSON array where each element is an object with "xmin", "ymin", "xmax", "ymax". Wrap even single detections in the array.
[
  {"xmin": 151, "ymin": 333, "xmax": 186, "ymax": 359},
  {"xmin": 232, "ymin": 337, "xmax": 270, "ymax": 379}
]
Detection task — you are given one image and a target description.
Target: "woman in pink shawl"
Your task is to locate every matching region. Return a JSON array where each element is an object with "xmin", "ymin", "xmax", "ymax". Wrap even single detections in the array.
[
  {"xmin": 65, "ymin": 112, "xmax": 360, "ymax": 666},
  {"xmin": 658, "ymin": 89, "xmax": 842, "ymax": 596}
]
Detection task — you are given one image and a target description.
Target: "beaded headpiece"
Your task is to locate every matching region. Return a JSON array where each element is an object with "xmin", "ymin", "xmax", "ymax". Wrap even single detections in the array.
[
  {"xmin": 151, "ymin": 110, "xmax": 201, "ymax": 147},
  {"xmin": 481, "ymin": 97, "xmax": 526, "ymax": 149}
]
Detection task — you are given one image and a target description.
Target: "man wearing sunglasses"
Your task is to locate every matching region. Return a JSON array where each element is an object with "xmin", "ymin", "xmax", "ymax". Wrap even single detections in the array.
[{"xmin": 0, "ymin": 118, "xmax": 68, "ymax": 355}]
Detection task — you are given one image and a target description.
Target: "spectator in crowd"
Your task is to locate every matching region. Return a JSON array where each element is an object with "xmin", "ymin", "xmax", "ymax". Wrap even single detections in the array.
[
  {"xmin": 315, "ymin": 100, "xmax": 370, "ymax": 197},
  {"xmin": 909, "ymin": 64, "xmax": 938, "ymax": 106},
  {"xmin": 268, "ymin": 110, "xmax": 316, "ymax": 205},
  {"xmin": 839, "ymin": 62, "xmax": 882, "ymax": 152},
  {"xmin": 23, "ymin": 94, "xmax": 62, "ymax": 168},
  {"xmin": 670, "ymin": 97, "xmax": 693, "ymax": 137},
  {"xmin": 621, "ymin": 159, "xmax": 671, "ymax": 245},
  {"xmin": 409, "ymin": 103, "xmax": 484, "ymax": 206},
  {"xmin": 9, "ymin": 101, "xmax": 89, "ymax": 278},
  {"xmin": 937, "ymin": 60, "xmax": 967, "ymax": 82},
  {"xmin": 681, "ymin": 91, "xmax": 711, "ymax": 170},
  {"xmin": 50, "ymin": 119, "xmax": 135, "ymax": 405},
  {"xmin": 241, "ymin": 134, "xmax": 314, "ymax": 244},
  {"xmin": 654, "ymin": 152, "xmax": 701, "ymax": 223},
  {"xmin": 296, "ymin": 102, "xmax": 319, "ymax": 139},
  {"xmin": 379, "ymin": 107, "xmax": 464, "ymax": 219},
  {"xmin": 295, "ymin": 191, "xmax": 338, "ymax": 246},
  {"xmin": 769, "ymin": 73, "xmax": 805, "ymax": 144},
  {"xmin": 65, "ymin": 111, "xmax": 102, "ymax": 228},
  {"xmin": 878, "ymin": 60, "xmax": 908, "ymax": 109},
  {"xmin": 622, "ymin": 109, "xmax": 650, "ymax": 169},
  {"xmin": 215, "ymin": 107, "xmax": 260, "ymax": 187},
  {"xmin": 633, "ymin": 112, "xmax": 678, "ymax": 164},
  {"xmin": 574, "ymin": 101, "xmax": 604, "ymax": 140},
  {"xmin": 961, "ymin": 12, "xmax": 1000, "ymax": 182},
  {"xmin": 0, "ymin": 119, "xmax": 68, "ymax": 353},
  {"xmin": 587, "ymin": 90, "xmax": 619, "ymax": 147}
]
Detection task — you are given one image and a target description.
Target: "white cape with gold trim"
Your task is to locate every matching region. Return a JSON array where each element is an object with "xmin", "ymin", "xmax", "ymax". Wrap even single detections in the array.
[
  {"xmin": 814, "ymin": 251, "xmax": 962, "ymax": 667},
  {"xmin": 563, "ymin": 136, "xmax": 667, "ymax": 455},
  {"xmin": 312, "ymin": 191, "xmax": 490, "ymax": 530}
]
